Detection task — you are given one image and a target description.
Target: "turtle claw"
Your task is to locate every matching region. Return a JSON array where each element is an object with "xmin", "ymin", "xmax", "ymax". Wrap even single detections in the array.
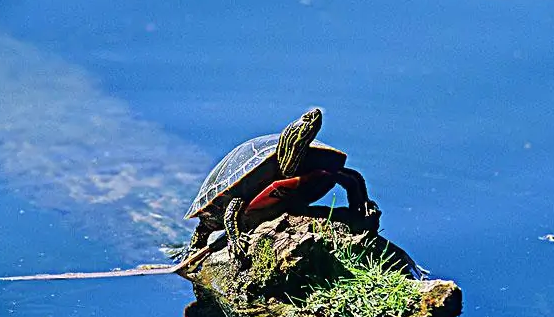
[
  {"xmin": 239, "ymin": 231, "xmax": 253, "ymax": 243},
  {"xmin": 227, "ymin": 233, "xmax": 251, "ymax": 269},
  {"xmin": 349, "ymin": 200, "xmax": 382, "ymax": 235},
  {"xmin": 230, "ymin": 242, "xmax": 248, "ymax": 259},
  {"xmin": 357, "ymin": 200, "xmax": 380, "ymax": 217},
  {"xmin": 228, "ymin": 234, "xmax": 249, "ymax": 259}
]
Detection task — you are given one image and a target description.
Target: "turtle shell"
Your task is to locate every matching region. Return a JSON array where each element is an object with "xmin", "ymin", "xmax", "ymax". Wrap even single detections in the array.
[{"xmin": 185, "ymin": 133, "xmax": 338, "ymax": 219}]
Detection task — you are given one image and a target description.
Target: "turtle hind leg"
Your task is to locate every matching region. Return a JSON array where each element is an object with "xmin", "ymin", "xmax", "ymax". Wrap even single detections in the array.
[
  {"xmin": 223, "ymin": 197, "xmax": 249, "ymax": 262},
  {"xmin": 333, "ymin": 168, "xmax": 381, "ymax": 234},
  {"xmin": 336, "ymin": 167, "xmax": 380, "ymax": 217}
]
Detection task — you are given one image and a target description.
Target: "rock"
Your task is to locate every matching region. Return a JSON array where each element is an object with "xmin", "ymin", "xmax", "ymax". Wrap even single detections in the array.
[
  {"xmin": 412, "ymin": 280, "xmax": 462, "ymax": 317},
  {"xmin": 182, "ymin": 206, "xmax": 462, "ymax": 317}
]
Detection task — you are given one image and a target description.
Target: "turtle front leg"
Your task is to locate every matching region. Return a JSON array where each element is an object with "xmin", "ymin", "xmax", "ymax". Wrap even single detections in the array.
[
  {"xmin": 335, "ymin": 167, "xmax": 380, "ymax": 217},
  {"xmin": 224, "ymin": 197, "xmax": 249, "ymax": 260}
]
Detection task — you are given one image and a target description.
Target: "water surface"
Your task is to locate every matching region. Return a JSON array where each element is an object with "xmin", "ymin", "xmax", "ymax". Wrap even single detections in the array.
[{"xmin": 1, "ymin": 1, "xmax": 553, "ymax": 316}]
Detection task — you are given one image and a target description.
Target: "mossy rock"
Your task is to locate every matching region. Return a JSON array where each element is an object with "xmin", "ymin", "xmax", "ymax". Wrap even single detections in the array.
[{"xmin": 183, "ymin": 207, "xmax": 461, "ymax": 317}]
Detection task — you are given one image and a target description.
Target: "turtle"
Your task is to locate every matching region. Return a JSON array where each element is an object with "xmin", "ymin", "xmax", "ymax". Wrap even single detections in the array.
[{"xmin": 183, "ymin": 108, "xmax": 378, "ymax": 261}]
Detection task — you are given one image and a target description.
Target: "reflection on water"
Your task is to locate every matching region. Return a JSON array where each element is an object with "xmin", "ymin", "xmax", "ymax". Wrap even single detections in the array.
[{"xmin": 0, "ymin": 34, "xmax": 209, "ymax": 262}]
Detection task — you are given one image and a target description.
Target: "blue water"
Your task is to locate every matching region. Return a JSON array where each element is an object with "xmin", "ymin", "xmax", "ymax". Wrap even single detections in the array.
[{"xmin": 1, "ymin": 1, "xmax": 553, "ymax": 316}]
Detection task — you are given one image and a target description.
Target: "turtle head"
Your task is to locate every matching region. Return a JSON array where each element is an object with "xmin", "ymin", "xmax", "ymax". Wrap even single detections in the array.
[{"xmin": 277, "ymin": 108, "xmax": 322, "ymax": 177}]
